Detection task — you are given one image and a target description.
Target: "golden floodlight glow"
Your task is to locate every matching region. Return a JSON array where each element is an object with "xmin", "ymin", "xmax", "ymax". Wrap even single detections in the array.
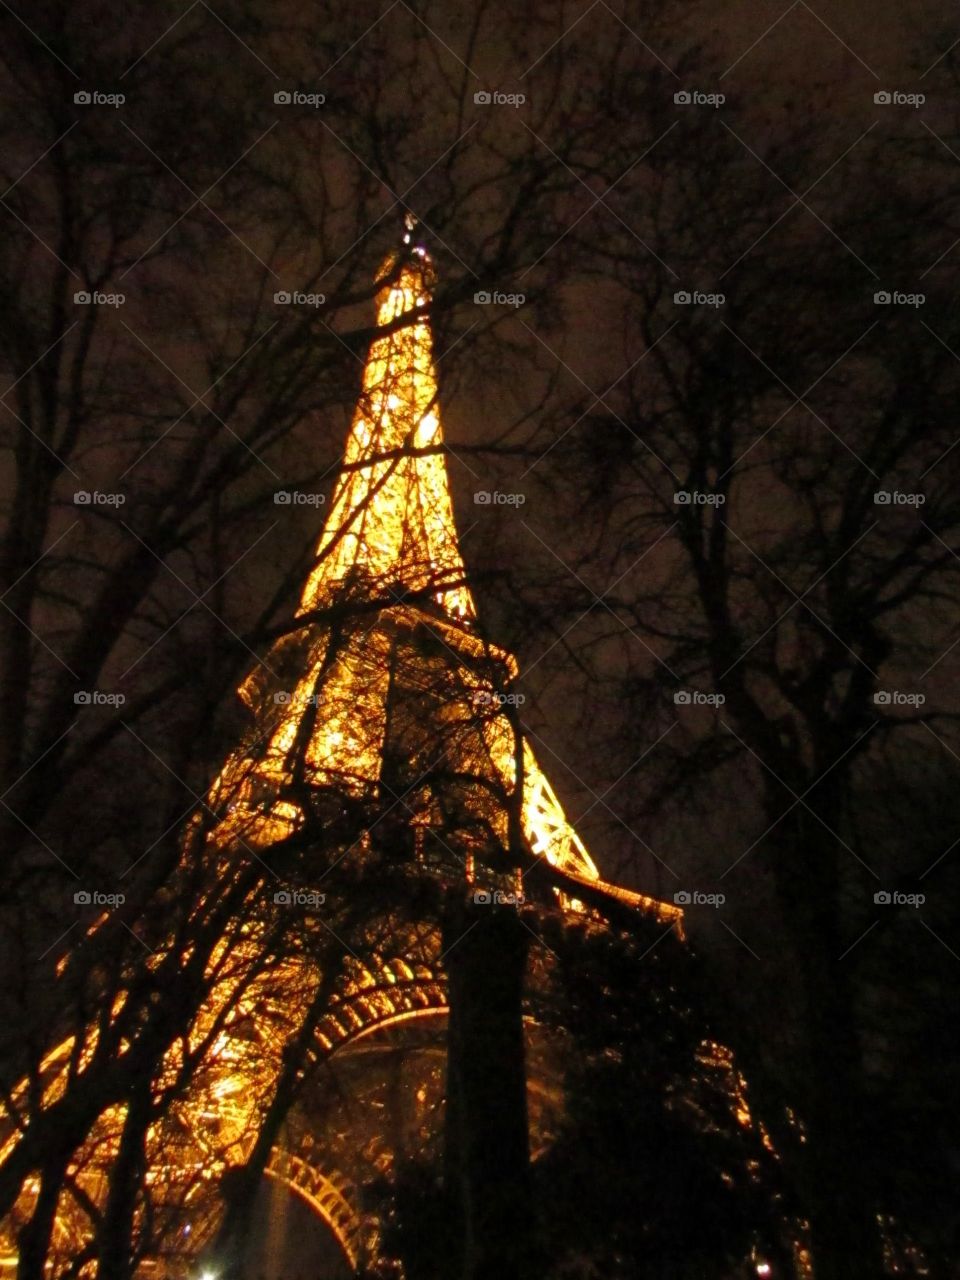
[
  {"xmin": 0, "ymin": 240, "xmax": 685, "ymax": 1277},
  {"xmin": 300, "ymin": 256, "xmax": 476, "ymax": 623},
  {"xmin": 229, "ymin": 245, "xmax": 683, "ymax": 925}
]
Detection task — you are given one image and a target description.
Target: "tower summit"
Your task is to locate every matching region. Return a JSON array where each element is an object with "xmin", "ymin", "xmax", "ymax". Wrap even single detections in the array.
[{"xmin": 301, "ymin": 237, "xmax": 474, "ymax": 624}]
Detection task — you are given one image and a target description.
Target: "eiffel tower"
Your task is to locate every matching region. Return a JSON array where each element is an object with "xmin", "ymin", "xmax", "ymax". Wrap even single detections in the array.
[
  {"xmin": 2, "ymin": 230, "xmax": 694, "ymax": 1280},
  {"xmin": 198, "ymin": 228, "xmax": 686, "ymax": 1275}
]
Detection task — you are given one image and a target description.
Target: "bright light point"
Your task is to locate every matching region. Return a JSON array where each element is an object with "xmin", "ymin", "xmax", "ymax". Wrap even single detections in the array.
[
  {"xmin": 199, "ymin": 1269, "xmax": 217, "ymax": 1280},
  {"xmin": 756, "ymin": 1265, "xmax": 772, "ymax": 1277}
]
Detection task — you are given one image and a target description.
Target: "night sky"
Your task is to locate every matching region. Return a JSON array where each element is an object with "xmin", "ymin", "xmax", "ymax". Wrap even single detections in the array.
[{"xmin": 0, "ymin": 2, "xmax": 958, "ymax": 1278}]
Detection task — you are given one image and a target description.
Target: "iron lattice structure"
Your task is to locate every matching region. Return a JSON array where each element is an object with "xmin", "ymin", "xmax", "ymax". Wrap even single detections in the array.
[{"xmin": 0, "ymin": 243, "xmax": 763, "ymax": 1280}]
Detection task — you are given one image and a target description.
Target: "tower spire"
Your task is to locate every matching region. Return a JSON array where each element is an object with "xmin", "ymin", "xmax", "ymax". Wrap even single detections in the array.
[{"xmin": 300, "ymin": 241, "xmax": 474, "ymax": 623}]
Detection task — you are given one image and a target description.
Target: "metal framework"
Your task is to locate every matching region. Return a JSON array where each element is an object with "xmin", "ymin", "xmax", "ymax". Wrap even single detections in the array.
[
  {"xmin": 261, "ymin": 1150, "xmax": 362, "ymax": 1272},
  {"xmin": 0, "ymin": 241, "xmax": 696, "ymax": 1278}
]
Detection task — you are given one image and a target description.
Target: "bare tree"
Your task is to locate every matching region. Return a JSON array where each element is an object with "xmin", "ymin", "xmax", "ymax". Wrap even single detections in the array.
[{"xmin": 509, "ymin": 53, "xmax": 960, "ymax": 1276}]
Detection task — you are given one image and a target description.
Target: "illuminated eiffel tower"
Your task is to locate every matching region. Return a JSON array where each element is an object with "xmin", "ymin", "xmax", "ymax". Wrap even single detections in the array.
[
  {"xmin": 190, "ymin": 227, "xmax": 686, "ymax": 1274},
  {"xmin": 1, "ymin": 230, "xmax": 692, "ymax": 1280},
  {"xmin": 213, "ymin": 229, "xmax": 682, "ymax": 924}
]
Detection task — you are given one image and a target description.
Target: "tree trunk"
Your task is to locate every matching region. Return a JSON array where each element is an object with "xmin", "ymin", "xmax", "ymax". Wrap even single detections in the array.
[
  {"xmin": 443, "ymin": 895, "xmax": 532, "ymax": 1280},
  {"xmin": 773, "ymin": 784, "xmax": 885, "ymax": 1280},
  {"xmin": 96, "ymin": 1074, "xmax": 153, "ymax": 1280},
  {"xmin": 798, "ymin": 931, "xmax": 883, "ymax": 1279},
  {"xmin": 16, "ymin": 1147, "xmax": 70, "ymax": 1280}
]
